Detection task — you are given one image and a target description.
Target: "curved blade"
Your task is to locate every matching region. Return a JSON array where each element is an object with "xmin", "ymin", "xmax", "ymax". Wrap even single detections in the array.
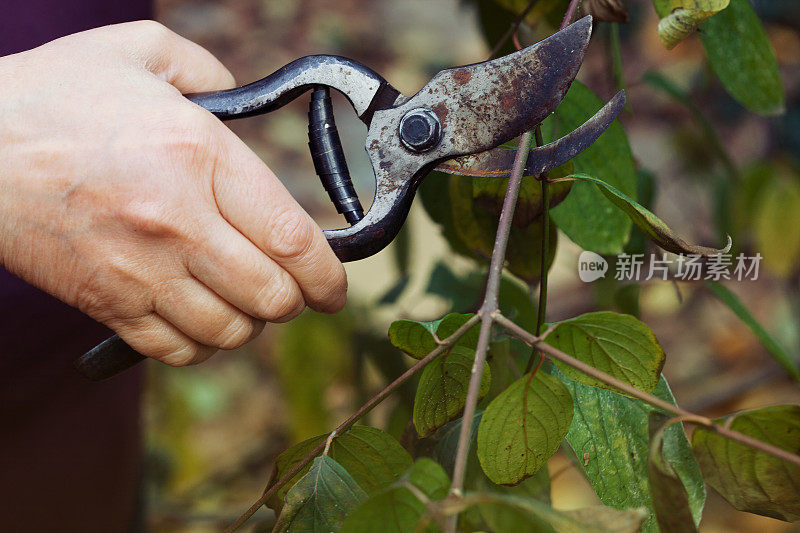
[
  {"xmin": 436, "ymin": 90, "xmax": 626, "ymax": 178},
  {"xmin": 398, "ymin": 15, "xmax": 593, "ymax": 159}
]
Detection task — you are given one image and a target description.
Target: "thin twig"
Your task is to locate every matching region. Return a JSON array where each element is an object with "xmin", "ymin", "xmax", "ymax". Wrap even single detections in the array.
[
  {"xmin": 494, "ymin": 313, "xmax": 800, "ymax": 468},
  {"xmin": 526, "ymin": 125, "xmax": 551, "ymax": 373},
  {"xmin": 560, "ymin": 0, "xmax": 582, "ymax": 29},
  {"xmin": 224, "ymin": 314, "xmax": 482, "ymax": 533},
  {"xmin": 488, "ymin": 0, "xmax": 541, "ymax": 59},
  {"xmin": 449, "ymin": 130, "xmax": 535, "ymax": 506}
]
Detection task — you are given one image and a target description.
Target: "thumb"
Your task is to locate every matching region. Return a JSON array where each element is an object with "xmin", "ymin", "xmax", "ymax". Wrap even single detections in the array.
[{"xmin": 119, "ymin": 20, "xmax": 236, "ymax": 93}]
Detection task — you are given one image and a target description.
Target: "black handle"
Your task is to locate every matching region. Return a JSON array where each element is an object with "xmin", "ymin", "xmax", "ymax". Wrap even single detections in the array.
[
  {"xmin": 74, "ymin": 334, "xmax": 146, "ymax": 381},
  {"xmin": 308, "ymin": 86, "xmax": 364, "ymax": 224}
]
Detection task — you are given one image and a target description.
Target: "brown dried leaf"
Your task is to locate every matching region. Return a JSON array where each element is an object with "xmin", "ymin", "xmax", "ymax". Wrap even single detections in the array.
[{"xmin": 583, "ymin": 0, "xmax": 629, "ymax": 23}]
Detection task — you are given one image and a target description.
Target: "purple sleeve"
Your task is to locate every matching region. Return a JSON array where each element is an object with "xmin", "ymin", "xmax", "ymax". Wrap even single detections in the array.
[
  {"xmin": 1, "ymin": 2, "xmax": 153, "ymax": 531},
  {"xmin": 1, "ymin": 0, "xmax": 152, "ymax": 55}
]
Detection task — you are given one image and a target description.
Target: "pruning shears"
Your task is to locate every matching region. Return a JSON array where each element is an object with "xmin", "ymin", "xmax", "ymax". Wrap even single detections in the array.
[{"xmin": 76, "ymin": 15, "xmax": 625, "ymax": 380}]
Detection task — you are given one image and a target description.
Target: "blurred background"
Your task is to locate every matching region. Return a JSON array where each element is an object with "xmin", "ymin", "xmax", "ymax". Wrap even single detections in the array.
[{"xmin": 144, "ymin": 0, "xmax": 800, "ymax": 531}]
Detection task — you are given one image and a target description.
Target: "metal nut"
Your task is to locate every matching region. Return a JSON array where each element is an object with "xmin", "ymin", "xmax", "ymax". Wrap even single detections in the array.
[{"xmin": 398, "ymin": 108, "xmax": 442, "ymax": 153}]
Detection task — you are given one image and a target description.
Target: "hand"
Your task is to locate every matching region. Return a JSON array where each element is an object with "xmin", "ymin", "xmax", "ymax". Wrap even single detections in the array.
[{"xmin": 0, "ymin": 21, "xmax": 347, "ymax": 366}]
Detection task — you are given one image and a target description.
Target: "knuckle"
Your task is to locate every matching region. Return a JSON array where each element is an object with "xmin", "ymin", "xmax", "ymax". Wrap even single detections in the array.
[
  {"xmin": 74, "ymin": 285, "xmax": 111, "ymax": 319},
  {"xmin": 325, "ymin": 267, "xmax": 349, "ymax": 308},
  {"xmin": 208, "ymin": 314, "xmax": 255, "ymax": 350},
  {"xmin": 134, "ymin": 20, "xmax": 173, "ymax": 47},
  {"xmin": 163, "ymin": 110, "xmax": 214, "ymax": 155},
  {"xmin": 159, "ymin": 342, "xmax": 205, "ymax": 367},
  {"xmin": 273, "ymin": 300, "xmax": 306, "ymax": 323},
  {"xmin": 252, "ymin": 282, "xmax": 305, "ymax": 322},
  {"xmin": 266, "ymin": 208, "xmax": 315, "ymax": 260},
  {"xmin": 156, "ymin": 109, "xmax": 221, "ymax": 172},
  {"xmin": 72, "ymin": 264, "xmax": 148, "ymax": 321}
]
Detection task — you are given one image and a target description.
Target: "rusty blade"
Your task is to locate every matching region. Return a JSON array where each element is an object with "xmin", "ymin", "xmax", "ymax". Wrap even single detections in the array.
[
  {"xmin": 436, "ymin": 90, "xmax": 626, "ymax": 178},
  {"xmin": 398, "ymin": 15, "xmax": 593, "ymax": 160}
]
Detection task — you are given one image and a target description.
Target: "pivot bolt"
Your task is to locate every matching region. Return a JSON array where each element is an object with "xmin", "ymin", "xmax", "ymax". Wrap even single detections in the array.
[{"xmin": 399, "ymin": 108, "xmax": 442, "ymax": 153}]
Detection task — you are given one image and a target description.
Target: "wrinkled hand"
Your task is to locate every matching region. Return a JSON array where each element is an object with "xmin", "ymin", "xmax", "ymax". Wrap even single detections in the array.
[{"xmin": 0, "ymin": 21, "xmax": 347, "ymax": 366}]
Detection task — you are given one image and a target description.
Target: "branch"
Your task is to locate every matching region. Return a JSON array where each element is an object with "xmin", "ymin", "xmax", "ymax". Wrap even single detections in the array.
[
  {"xmin": 448, "ymin": 0, "xmax": 583, "ymax": 518},
  {"xmin": 224, "ymin": 313, "xmax": 482, "ymax": 533},
  {"xmin": 494, "ymin": 313, "xmax": 800, "ymax": 468},
  {"xmin": 449, "ymin": 130, "xmax": 535, "ymax": 500}
]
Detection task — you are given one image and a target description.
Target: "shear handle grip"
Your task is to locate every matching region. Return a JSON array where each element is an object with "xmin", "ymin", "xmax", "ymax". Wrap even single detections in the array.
[
  {"xmin": 74, "ymin": 334, "xmax": 146, "ymax": 381},
  {"xmin": 308, "ymin": 86, "xmax": 364, "ymax": 225}
]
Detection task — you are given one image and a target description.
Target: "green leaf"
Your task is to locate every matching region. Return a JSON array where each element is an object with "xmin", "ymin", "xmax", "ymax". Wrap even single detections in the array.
[
  {"xmin": 388, "ymin": 313, "xmax": 479, "ymax": 360},
  {"xmin": 268, "ymin": 426, "xmax": 412, "ymax": 509},
  {"xmin": 548, "ymin": 81, "xmax": 637, "ymax": 254},
  {"xmin": 706, "ymin": 281, "xmax": 800, "ymax": 382},
  {"xmin": 700, "ymin": 0, "xmax": 785, "ymax": 116},
  {"xmin": 414, "ymin": 346, "xmax": 491, "ymax": 437},
  {"xmin": 653, "ymin": 0, "xmax": 729, "ymax": 49},
  {"xmin": 692, "ymin": 405, "xmax": 800, "ymax": 521},
  {"xmin": 471, "ymin": 160, "xmax": 574, "ymax": 227},
  {"xmin": 753, "ymin": 173, "xmax": 800, "ymax": 276},
  {"xmin": 647, "ymin": 413, "xmax": 698, "ymax": 533},
  {"xmin": 477, "ymin": 372, "xmax": 573, "ymax": 485},
  {"xmin": 341, "ymin": 458, "xmax": 450, "ymax": 533},
  {"xmin": 560, "ymin": 373, "xmax": 706, "ymax": 532},
  {"xmin": 565, "ymin": 173, "xmax": 731, "ymax": 256},
  {"xmin": 546, "ymin": 311, "xmax": 666, "ymax": 393},
  {"xmin": 418, "ymin": 171, "xmax": 474, "ymax": 258},
  {"xmin": 449, "ymin": 174, "xmax": 558, "ymax": 284},
  {"xmin": 274, "ymin": 456, "xmax": 367, "ymax": 533}
]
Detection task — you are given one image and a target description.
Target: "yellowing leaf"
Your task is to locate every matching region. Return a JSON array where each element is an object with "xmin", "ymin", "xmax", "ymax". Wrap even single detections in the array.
[
  {"xmin": 692, "ymin": 405, "xmax": 800, "ymax": 521},
  {"xmin": 471, "ymin": 161, "xmax": 574, "ymax": 227},
  {"xmin": 450, "ymin": 175, "xmax": 558, "ymax": 284},
  {"xmin": 653, "ymin": 0, "xmax": 729, "ymax": 49},
  {"xmin": 754, "ymin": 175, "xmax": 800, "ymax": 277}
]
